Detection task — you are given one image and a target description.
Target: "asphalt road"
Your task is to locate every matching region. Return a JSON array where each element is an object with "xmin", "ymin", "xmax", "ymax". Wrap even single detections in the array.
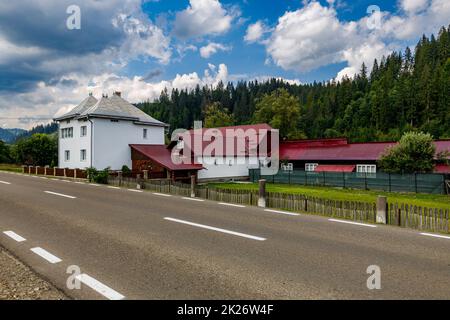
[{"xmin": 0, "ymin": 171, "xmax": 450, "ymax": 300}]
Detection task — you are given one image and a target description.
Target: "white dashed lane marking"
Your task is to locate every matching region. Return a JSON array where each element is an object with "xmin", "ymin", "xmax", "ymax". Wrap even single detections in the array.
[
  {"xmin": 30, "ymin": 247, "xmax": 62, "ymax": 264},
  {"xmin": 153, "ymin": 193, "xmax": 171, "ymax": 197},
  {"xmin": 0, "ymin": 181, "xmax": 11, "ymax": 185},
  {"xmin": 182, "ymin": 197, "xmax": 205, "ymax": 202},
  {"xmin": 3, "ymin": 231, "xmax": 26, "ymax": 242},
  {"xmin": 421, "ymin": 233, "xmax": 450, "ymax": 240},
  {"xmin": 44, "ymin": 191, "xmax": 77, "ymax": 199},
  {"xmin": 329, "ymin": 219, "xmax": 376, "ymax": 228},
  {"xmin": 75, "ymin": 274, "xmax": 125, "ymax": 300},
  {"xmin": 264, "ymin": 209, "xmax": 300, "ymax": 216},
  {"xmin": 128, "ymin": 189, "xmax": 143, "ymax": 193},
  {"xmin": 164, "ymin": 217, "xmax": 266, "ymax": 241},
  {"xmin": 219, "ymin": 202, "xmax": 246, "ymax": 208}
]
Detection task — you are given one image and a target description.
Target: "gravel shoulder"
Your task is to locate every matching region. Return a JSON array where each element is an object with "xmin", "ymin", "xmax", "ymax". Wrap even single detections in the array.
[{"xmin": 0, "ymin": 245, "xmax": 68, "ymax": 300}]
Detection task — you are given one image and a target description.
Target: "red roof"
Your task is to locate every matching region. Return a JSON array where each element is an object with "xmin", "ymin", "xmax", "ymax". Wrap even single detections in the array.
[
  {"xmin": 130, "ymin": 145, "xmax": 203, "ymax": 171},
  {"xmin": 174, "ymin": 123, "xmax": 274, "ymax": 157},
  {"xmin": 280, "ymin": 139, "xmax": 450, "ymax": 161},
  {"xmin": 435, "ymin": 164, "xmax": 450, "ymax": 174},
  {"xmin": 315, "ymin": 165, "xmax": 356, "ymax": 172}
]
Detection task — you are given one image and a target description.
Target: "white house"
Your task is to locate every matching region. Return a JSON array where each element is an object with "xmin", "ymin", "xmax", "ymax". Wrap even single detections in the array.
[
  {"xmin": 54, "ymin": 92, "xmax": 166, "ymax": 170},
  {"xmin": 169, "ymin": 124, "xmax": 276, "ymax": 181}
]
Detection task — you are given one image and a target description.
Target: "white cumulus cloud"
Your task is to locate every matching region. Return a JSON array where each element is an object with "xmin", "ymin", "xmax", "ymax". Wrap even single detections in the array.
[
  {"xmin": 199, "ymin": 43, "xmax": 232, "ymax": 58},
  {"xmin": 173, "ymin": 0, "xmax": 236, "ymax": 39},
  {"xmin": 244, "ymin": 21, "xmax": 269, "ymax": 43}
]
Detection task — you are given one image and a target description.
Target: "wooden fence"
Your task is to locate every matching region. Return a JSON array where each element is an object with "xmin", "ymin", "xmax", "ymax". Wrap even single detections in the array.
[{"xmin": 387, "ymin": 203, "xmax": 449, "ymax": 234}]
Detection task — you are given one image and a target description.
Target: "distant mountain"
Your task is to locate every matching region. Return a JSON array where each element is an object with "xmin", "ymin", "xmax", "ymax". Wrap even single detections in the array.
[
  {"xmin": 15, "ymin": 122, "xmax": 58, "ymax": 141},
  {"xmin": 0, "ymin": 128, "xmax": 26, "ymax": 143}
]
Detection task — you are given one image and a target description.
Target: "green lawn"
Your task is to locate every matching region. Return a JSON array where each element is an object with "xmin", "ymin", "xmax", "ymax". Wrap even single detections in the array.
[
  {"xmin": 0, "ymin": 164, "xmax": 22, "ymax": 173},
  {"xmin": 210, "ymin": 182, "xmax": 450, "ymax": 210}
]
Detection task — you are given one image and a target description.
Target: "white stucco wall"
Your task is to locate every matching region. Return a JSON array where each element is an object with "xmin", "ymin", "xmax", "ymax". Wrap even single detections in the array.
[
  {"xmin": 58, "ymin": 119, "xmax": 91, "ymax": 169},
  {"xmin": 58, "ymin": 118, "xmax": 165, "ymax": 170},
  {"xmin": 197, "ymin": 156, "xmax": 261, "ymax": 180},
  {"xmin": 91, "ymin": 118, "xmax": 164, "ymax": 170}
]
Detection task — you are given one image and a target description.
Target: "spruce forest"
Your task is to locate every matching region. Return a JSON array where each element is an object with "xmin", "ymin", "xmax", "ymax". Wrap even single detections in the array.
[{"xmin": 138, "ymin": 26, "xmax": 450, "ymax": 142}]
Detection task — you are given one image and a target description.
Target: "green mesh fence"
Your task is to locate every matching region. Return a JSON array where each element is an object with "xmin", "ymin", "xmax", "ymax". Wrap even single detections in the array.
[{"xmin": 250, "ymin": 169, "xmax": 447, "ymax": 195}]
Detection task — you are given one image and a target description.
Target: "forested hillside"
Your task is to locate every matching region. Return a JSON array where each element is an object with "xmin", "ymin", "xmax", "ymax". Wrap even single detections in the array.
[{"xmin": 138, "ymin": 26, "xmax": 450, "ymax": 142}]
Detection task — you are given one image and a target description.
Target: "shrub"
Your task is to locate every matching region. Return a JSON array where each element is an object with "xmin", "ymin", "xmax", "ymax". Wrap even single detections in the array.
[
  {"xmin": 121, "ymin": 165, "xmax": 131, "ymax": 176},
  {"xmin": 86, "ymin": 167, "xmax": 110, "ymax": 184},
  {"xmin": 379, "ymin": 131, "xmax": 436, "ymax": 174}
]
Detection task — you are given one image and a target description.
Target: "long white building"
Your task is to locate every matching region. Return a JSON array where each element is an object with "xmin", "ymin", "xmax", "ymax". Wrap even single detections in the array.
[{"xmin": 54, "ymin": 92, "xmax": 166, "ymax": 170}]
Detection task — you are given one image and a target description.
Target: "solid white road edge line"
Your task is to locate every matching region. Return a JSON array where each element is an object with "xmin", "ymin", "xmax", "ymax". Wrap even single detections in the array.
[
  {"xmin": 3, "ymin": 231, "xmax": 26, "ymax": 242},
  {"xmin": 30, "ymin": 247, "xmax": 62, "ymax": 264},
  {"xmin": 44, "ymin": 191, "xmax": 77, "ymax": 199},
  {"xmin": 164, "ymin": 217, "xmax": 266, "ymax": 241},
  {"xmin": 329, "ymin": 219, "xmax": 377, "ymax": 228},
  {"xmin": 75, "ymin": 274, "xmax": 125, "ymax": 300},
  {"xmin": 182, "ymin": 197, "xmax": 205, "ymax": 202},
  {"xmin": 264, "ymin": 209, "xmax": 300, "ymax": 216},
  {"xmin": 0, "ymin": 181, "xmax": 11, "ymax": 185},
  {"xmin": 108, "ymin": 186, "xmax": 120, "ymax": 189},
  {"xmin": 420, "ymin": 233, "xmax": 450, "ymax": 240},
  {"xmin": 153, "ymin": 193, "xmax": 171, "ymax": 197},
  {"xmin": 219, "ymin": 202, "xmax": 246, "ymax": 208}
]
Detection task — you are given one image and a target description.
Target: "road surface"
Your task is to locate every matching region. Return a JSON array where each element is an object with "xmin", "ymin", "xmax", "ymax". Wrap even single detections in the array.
[{"xmin": 0, "ymin": 171, "xmax": 449, "ymax": 300}]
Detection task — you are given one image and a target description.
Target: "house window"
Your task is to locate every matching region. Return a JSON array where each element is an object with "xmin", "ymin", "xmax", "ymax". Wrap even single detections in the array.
[
  {"xmin": 143, "ymin": 128, "xmax": 148, "ymax": 139},
  {"xmin": 61, "ymin": 127, "xmax": 73, "ymax": 139},
  {"xmin": 282, "ymin": 163, "xmax": 294, "ymax": 171},
  {"xmin": 357, "ymin": 164, "xmax": 377, "ymax": 174},
  {"xmin": 80, "ymin": 126, "xmax": 87, "ymax": 137},
  {"xmin": 64, "ymin": 150, "xmax": 70, "ymax": 161},
  {"xmin": 305, "ymin": 163, "xmax": 318, "ymax": 172},
  {"xmin": 80, "ymin": 149, "xmax": 87, "ymax": 162}
]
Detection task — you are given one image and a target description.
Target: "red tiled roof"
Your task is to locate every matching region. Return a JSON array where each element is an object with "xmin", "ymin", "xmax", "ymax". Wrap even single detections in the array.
[
  {"xmin": 280, "ymin": 139, "xmax": 450, "ymax": 161},
  {"xmin": 130, "ymin": 145, "xmax": 203, "ymax": 171},
  {"xmin": 315, "ymin": 165, "xmax": 356, "ymax": 172}
]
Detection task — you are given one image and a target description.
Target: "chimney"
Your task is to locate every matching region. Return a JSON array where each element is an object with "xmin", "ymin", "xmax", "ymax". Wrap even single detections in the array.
[{"xmin": 113, "ymin": 91, "xmax": 121, "ymax": 97}]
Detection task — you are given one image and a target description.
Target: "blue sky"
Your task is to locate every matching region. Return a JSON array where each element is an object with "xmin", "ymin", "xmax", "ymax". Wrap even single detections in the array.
[
  {"xmin": 0, "ymin": 0, "xmax": 448, "ymax": 128},
  {"xmin": 125, "ymin": 0, "xmax": 397, "ymax": 83}
]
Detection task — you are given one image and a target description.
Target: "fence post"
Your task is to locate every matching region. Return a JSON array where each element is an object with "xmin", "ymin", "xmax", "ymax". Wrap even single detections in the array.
[
  {"xmin": 53, "ymin": 167, "xmax": 56, "ymax": 176},
  {"xmin": 28, "ymin": 166, "xmax": 32, "ymax": 174},
  {"xmin": 258, "ymin": 179, "xmax": 266, "ymax": 208},
  {"xmin": 118, "ymin": 171, "xmax": 123, "ymax": 187},
  {"xmin": 364, "ymin": 172, "xmax": 368, "ymax": 190},
  {"xmin": 414, "ymin": 173, "xmax": 418, "ymax": 193},
  {"xmin": 74, "ymin": 168, "xmax": 78, "ymax": 179},
  {"xmin": 190, "ymin": 175, "xmax": 196, "ymax": 198},
  {"xmin": 22, "ymin": 165, "xmax": 27, "ymax": 174},
  {"xmin": 342, "ymin": 172, "xmax": 346, "ymax": 188},
  {"xmin": 376, "ymin": 196, "xmax": 387, "ymax": 224},
  {"xmin": 35, "ymin": 166, "xmax": 39, "ymax": 175},
  {"xmin": 143, "ymin": 170, "xmax": 148, "ymax": 180},
  {"xmin": 388, "ymin": 173, "xmax": 392, "ymax": 192},
  {"xmin": 136, "ymin": 174, "xmax": 142, "ymax": 189}
]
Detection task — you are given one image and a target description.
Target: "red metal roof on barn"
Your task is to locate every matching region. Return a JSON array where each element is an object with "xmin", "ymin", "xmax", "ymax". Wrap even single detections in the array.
[
  {"xmin": 280, "ymin": 139, "xmax": 450, "ymax": 161},
  {"xmin": 315, "ymin": 165, "xmax": 356, "ymax": 172},
  {"xmin": 435, "ymin": 164, "xmax": 450, "ymax": 173},
  {"xmin": 130, "ymin": 145, "xmax": 203, "ymax": 171}
]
